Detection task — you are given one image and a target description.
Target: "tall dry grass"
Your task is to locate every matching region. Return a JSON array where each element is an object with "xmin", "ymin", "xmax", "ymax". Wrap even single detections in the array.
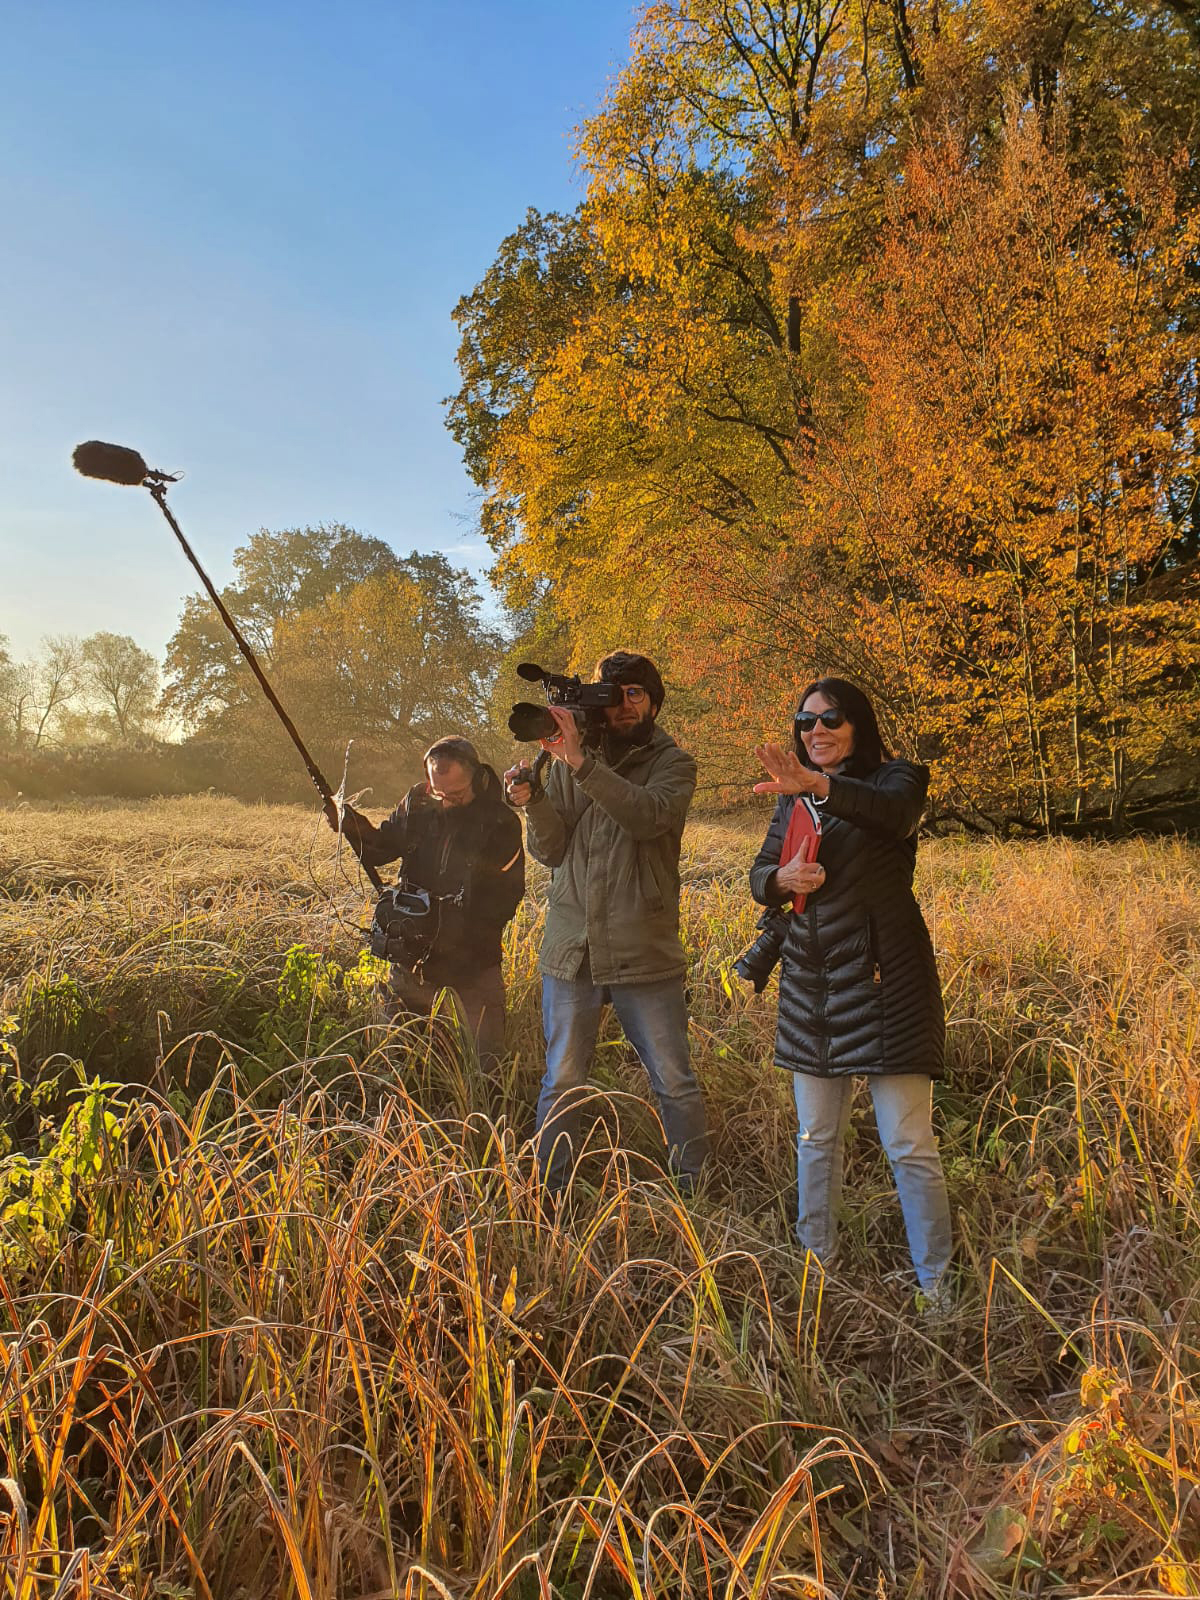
[{"xmin": 0, "ymin": 798, "xmax": 1196, "ymax": 1597}]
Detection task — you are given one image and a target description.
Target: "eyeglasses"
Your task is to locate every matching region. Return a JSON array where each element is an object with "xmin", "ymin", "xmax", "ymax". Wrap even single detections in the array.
[
  {"xmin": 794, "ymin": 708, "xmax": 847, "ymax": 733},
  {"xmin": 621, "ymin": 685, "xmax": 649, "ymax": 704}
]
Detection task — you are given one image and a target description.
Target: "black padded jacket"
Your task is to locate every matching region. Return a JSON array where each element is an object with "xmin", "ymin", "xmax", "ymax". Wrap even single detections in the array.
[{"xmin": 748, "ymin": 760, "xmax": 945, "ymax": 1078}]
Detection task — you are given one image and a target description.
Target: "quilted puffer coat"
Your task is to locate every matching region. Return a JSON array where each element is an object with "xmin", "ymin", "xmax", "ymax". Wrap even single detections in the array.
[{"xmin": 748, "ymin": 760, "xmax": 945, "ymax": 1078}]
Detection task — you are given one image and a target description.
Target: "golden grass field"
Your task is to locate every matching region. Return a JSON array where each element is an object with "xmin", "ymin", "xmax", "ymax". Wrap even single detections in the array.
[{"xmin": 0, "ymin": 796, "xmax": 1197, "ymax": 1599}]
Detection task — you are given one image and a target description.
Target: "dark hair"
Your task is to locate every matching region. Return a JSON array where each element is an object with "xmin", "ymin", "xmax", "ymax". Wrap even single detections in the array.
[
  {"xmin": 595, "ymin": 650, "xmax": 666, "ymax": 711},
  {"xmin": 793, "ymin": 678, "xmax": 891, "ymax": 777},
  {"xmin": 423, "ymin": 736, "xmax": 503, "ymax": 803},
  {"xmin": 424, "ymin": 736, "xmax": 480, "ymax": 771}
]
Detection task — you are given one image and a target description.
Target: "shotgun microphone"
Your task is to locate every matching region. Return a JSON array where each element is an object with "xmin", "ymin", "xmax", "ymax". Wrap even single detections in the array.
[
  {"xmin": 69, "ymin": 438, "xmax": 385, "ymax": 893},
  {"xmin": 72, "ymin": 441, "xmax": 179, "ymax": 487}
]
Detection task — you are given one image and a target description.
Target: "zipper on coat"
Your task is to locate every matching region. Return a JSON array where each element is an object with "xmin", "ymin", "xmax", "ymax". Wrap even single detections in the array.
[
  {"xmin": 867, "ymin": 913, "xmax": 882, "ymax": 984},
  {"xmin": 808, "ymin": 902, "xmax": 830, "ymax": 1070}
]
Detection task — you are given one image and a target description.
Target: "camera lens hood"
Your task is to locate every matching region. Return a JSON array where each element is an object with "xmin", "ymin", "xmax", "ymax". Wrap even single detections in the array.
[{"xmin": 508, "ymin": 701, "xmax": 557, "ymax": 741}]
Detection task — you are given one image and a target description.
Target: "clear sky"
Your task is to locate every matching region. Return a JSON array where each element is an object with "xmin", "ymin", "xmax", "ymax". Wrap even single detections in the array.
[{"xmin": 0, "ymin": 1, "xmax": 634, "ymax": 664}]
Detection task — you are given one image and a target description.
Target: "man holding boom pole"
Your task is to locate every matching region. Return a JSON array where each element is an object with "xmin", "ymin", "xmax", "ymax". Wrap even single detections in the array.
[
  {"xmin": 331, "ymin": 739, "xmax": 524, "ymax": 1068},
  {"xmin": 71, "ymin": 442, "xmax": 524, "ymax": 1069}
]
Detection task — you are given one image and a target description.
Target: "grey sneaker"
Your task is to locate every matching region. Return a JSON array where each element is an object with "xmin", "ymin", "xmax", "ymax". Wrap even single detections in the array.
[{"xmin": 916, "ymin": 1277, "xmax": 955, "ymax": 1318}]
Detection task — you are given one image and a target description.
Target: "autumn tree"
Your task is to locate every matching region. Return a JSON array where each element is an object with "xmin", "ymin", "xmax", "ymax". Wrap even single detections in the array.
[
  {"xmin": 450, "ymin": 0, "xmax": 949, "ymax": 643},
  {"xmin": 78, "ymin": 632, "xmax": 160, "ymax": 741},
  {"xmin": 163, "ymin": 524, "xmax": 403, "ymax": 730},
  {"xmin": 162, "ymin": 522, "xmax": 501, "ymax": 792},
  {"xmin": 449, "ymin": 208, "xmax": 604, "ymax": 569},
  {"xmin": 270, "ymin": 568, "xmax": 501, "ymax": 765},
  {"xmin": 451, "ymin": 0, "xmax": 1200, "ymax": 825}
]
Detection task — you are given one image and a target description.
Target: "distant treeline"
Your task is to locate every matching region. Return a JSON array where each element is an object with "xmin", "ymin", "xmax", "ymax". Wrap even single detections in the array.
[
  {"xmin": 0, "ymin": 736, "xmax": 429, "ymax": 808},
  {"xmin": 2, "ymin": 500, "xmax": 1196, "ymax": 828},
  {"xmin": 0, "ymin": 632, "xmax": 160, "ymax": 750},
  {"xmin": 1, "ymin": 524, "xmax": 511, "ymax": 809}
]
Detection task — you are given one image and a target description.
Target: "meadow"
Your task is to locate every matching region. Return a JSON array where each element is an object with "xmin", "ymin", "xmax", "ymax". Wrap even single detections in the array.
[{"xmin": 0, "ymin": 796, "xmax": 1196, "ymax": 1599}]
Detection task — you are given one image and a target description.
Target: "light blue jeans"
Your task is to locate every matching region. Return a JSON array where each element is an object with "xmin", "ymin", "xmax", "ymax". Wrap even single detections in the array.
[
  {"xmin": 792, "ymin": 1071, "xmax": 952, "ymax": 1293},
  {"xmin": 537, "ymin": 971, "xmax": 711, "ymax": 1191}
]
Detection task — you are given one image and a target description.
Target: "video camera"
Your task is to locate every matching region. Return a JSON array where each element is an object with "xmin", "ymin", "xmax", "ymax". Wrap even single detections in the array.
[{"xmin": 507, "ymin": 662, "xmax": 623, "ymax": 742}]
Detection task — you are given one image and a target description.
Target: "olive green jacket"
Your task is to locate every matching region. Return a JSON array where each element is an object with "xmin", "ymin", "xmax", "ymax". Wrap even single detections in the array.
[{"xmin": 525, "ymin": 727, "xmax": 697, "ymax": 985}]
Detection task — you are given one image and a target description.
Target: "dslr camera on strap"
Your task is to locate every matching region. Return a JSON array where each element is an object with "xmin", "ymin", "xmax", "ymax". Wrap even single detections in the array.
[{"xmin": 733, "ymin": 908, "xmax": 789, "ymax": 993}]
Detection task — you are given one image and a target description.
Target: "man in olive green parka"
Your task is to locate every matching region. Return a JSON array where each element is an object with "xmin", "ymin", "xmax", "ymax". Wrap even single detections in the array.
[{"xmin": 505, "ymin": 651, "xmax": 710, "ymax": 1194}]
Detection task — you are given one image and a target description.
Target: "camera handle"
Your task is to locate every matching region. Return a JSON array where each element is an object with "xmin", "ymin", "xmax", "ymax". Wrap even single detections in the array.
[{"xmin": 508, "ymin": 748, "xmax": 550, "ymax": 801}]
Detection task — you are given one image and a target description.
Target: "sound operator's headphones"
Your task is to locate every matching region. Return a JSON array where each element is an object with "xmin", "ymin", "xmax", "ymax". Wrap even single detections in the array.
[{"xmin": 423, "ymin": 737, "xmax": 501, "ymax": 801}]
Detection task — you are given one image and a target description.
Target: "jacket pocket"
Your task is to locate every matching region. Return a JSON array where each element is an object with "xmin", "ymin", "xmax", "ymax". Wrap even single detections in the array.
[
  {"xmin": 638, "ymin": 848, "xmax": 665, "ymax": 913},
  {"xmin": 866, "ymin": 913, "xmax": 882, "ymax": 985}
]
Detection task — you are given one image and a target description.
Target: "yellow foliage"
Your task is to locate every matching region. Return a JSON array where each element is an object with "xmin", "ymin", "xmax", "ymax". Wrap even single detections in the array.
[{"xmin": 451, "ymin": 0, "xmax": 1200, "ymax": 827}]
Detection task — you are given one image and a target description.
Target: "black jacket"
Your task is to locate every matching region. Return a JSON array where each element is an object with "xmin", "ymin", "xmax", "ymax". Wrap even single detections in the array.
[
  {"xmin": 354, "ymin": 776, "xmax": 525, "ymax": 976},
  {"xmin": 749, "ymin": 760, "xmax": 945, "ymax": 1078}
]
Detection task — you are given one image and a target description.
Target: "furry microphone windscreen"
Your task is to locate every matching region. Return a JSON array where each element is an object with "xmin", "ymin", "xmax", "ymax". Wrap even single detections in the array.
[{"xmin": 72, "ymin": 441, "xmax": 149, "ymax": 486}]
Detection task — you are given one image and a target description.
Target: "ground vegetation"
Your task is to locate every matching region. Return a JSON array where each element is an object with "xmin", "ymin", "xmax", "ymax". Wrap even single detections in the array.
[{"xmin": 0, "ymin": 799, "xmax": 1195, "ymax": 1596}]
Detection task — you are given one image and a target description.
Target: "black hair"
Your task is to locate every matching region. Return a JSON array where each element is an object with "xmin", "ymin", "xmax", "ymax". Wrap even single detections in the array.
[
  {"xmin": 793, "ymin": 677, "xmax": 891, "ymax": 777},
  {"xmin": 595, "ymin": 650, "xmax": 666, "ymax": 711}
]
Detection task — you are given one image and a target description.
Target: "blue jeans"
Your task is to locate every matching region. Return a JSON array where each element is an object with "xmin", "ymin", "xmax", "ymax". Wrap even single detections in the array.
[
  {"xmin": 537, "ymin": 971, "xmax": 710, "ymax": 1191},
  {"xmin": 792, "ymin": 1072, "xmax": 952, "ymax": 1293}
]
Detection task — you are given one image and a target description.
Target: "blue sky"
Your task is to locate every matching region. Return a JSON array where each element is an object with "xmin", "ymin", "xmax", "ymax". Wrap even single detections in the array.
[{"xmin": 0, "ymin": 1, "xmax": 634, "ymax": 664}]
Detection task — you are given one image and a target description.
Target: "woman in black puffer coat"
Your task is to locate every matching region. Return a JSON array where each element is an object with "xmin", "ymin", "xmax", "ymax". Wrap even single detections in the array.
[{"xmin": 748, "ymin": 678, "xmax": 952, "ymax": 1300}]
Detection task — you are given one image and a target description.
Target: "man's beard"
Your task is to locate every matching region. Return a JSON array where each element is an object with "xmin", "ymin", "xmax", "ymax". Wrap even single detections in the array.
[{"xmin": 605, "ymin": 708, "xmax": 657, "ymax": 750}]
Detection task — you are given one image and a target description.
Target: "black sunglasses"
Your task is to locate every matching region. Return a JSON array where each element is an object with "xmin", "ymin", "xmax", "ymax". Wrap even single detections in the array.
[{"xmin": 794, "ymin": 708, "xmax": 848, "ymax": 733}]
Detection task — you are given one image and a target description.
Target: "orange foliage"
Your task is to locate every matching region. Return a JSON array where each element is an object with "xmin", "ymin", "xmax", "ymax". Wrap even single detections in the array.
[{"xmin": 449, "ymin": 0, "xmax": 1200, "ymax": 827}]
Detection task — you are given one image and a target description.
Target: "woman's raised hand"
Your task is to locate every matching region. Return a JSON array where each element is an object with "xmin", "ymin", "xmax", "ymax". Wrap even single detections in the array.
[{"xmin": 753, "ymin": 742, "xmax": 812, "ymax": 795}]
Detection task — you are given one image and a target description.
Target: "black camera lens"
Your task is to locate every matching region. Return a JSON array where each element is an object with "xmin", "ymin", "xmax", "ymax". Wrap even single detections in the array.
[
  {"xmin": 733, "ymin": 944, "xmax": 776, "ymax": 994},
  {"xmin": 508, "ymin": 702, "xmax": 558, "ymax": 741},
  {"xmin": 733, "ymin": 913, "xmax": 789, "ymax": 993}
]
